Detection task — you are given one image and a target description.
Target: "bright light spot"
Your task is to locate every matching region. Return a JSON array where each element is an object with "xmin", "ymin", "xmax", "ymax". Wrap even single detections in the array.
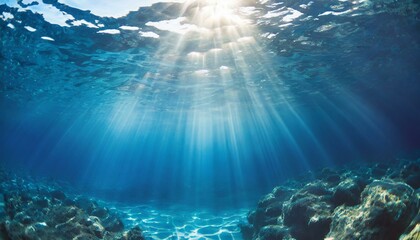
[
  {"xmin": 139, "ymin": 31, "xmax": 160, "ymax": 38},
  {"xmin": 120, "ymin": 25, "xmax": 140, "ymax": 31},
  {"xmin": 41, "ymin": 36, "xmax": 55, "ymax": 41},
  {"xmin": 208, "ymin": 48, "xmax": 223, "ymax": 53},
  {"xmin": 194, "ymin": 69, "xmax": 209, "ymax": 75},
  {"xmin": 261, "ymin": 32, "xmax": 277, "ymax": 39},
  {"xmin": 263, "ymin": 8, "xmax": 287, "ymax": 19},
  {"xmin": 97, "ymin": 29, "xmax": 121, "ymax": 34},
  {"xmin": 319, "ymin": 9, "xmax": 353, "ymax": 16},
  {"xmin": 279, "ymin": 23, "xmax": 292, "ymax": 28},
  {"xmin": 20, "ymin": 1, "xmax": 75, "ymax": 26},
  {"xmin": 282, "ymin": 8, "xmax": 303, "ymax": 22},
  {"xmin": 1, "ymin": 12, "xmax": 14, "ymax": 21},
  {"xmin": 239, "ymin": 6, "xmax": 258, "ymax": 16},
  {"xmin": 187, "ymin": 51, "xmax": 202, "ymax": 57},
  {"xmin": 315, "ymin": 24, "xmax": 336, "ymax": 32},
  {"xmin": 24, "ymin": 26, "xmax": 37, "ymax": 32},
  {"xmin": 299, "ymin": 1, "xmax": 314, "ymax": 9},
  {"xmin": 71, "ymin": 20, "xmax": 99, "ymax": 28},
  {"xmin": 195, "ymin": 0, "xmax": 244, "ymax": 28},
  {"xmin": 146, "ymin": 17, "xmax": 199, "ymax": 34},
  {"xmin": 7, "ymin": 23, "xmax": 15, "ymax": 29},
  {"xmin": 237, "ymin": 36, "xmax": 255, "ymax": 43},
  {"xmin": 219, "ymin": 66, "xmax": 229, "ymax": 70},
  {"xmin": 57, "ymin": 0, "xmax": 185, "ymax": 18}
]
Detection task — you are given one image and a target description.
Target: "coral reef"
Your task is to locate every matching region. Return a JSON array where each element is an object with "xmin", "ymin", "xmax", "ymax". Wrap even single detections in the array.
[
  {"xmin": 241, "ymin": 158, "xmax": 420, "ymax": 240},
  {"xmin": 0, "ymin": 169, "xmax": 144, "ymax": 240}
]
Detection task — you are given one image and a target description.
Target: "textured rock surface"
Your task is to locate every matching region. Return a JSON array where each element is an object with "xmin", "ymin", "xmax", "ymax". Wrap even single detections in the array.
[
  {"xmin": 241, "ymin": 158, "xmax": 420, "ymax": 240},
  {"xmin": 0, "ymin": 170, "xmax": 145, "ymax": 240},
  {"xmin": 327, "ymin": 180, "xmax": 418, "ymax": 240}
]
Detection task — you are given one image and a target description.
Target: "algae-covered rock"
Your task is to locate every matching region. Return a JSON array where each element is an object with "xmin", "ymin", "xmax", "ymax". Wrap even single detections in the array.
[
  {"xmin": 102, "ymin": 214, "xmax": 124, "ymax": 232},
  {"xmin": 0, "ymin": 178, "xmax": 143, "ymax": 240},
  {"xmin": 241, "ymin": 159, "xmax": 420, "ymax": 240},
  {"xmin": 239, "ymin": 222, "xmax": 254, "ymax": 240},
  {"xmin": 401, "ymin": 223, "xmax": 420, "ymax": 240},
  {"xmin": 50, "ymin": 190, "xmax": 66, "ymax": 201},
  {"xmin": 257, "ymin": 225, "xmax": 288, "ymax": 240},
  {"xmin": 126, "ymin": 226, "xmax": 145, "ymax": 240},
  {"xmin": 327, "ymin": 180, "xmax": 419, "ymax": 240},
  {"xmin": 283, "ymin": 194, "xmax": 332, "ymax": 240},
  {"xmin": 400, "ymin": 162, "xmax": 420, "ymax": 189},
  {"xmin": 331, "ymin": 177, "xmax": 365, "ymax": 207}
]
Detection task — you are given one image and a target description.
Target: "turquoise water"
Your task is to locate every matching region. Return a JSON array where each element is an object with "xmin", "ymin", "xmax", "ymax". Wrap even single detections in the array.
[{"xmin": 0, "ymin": 0, "xmax": 419, "ymax": 238}]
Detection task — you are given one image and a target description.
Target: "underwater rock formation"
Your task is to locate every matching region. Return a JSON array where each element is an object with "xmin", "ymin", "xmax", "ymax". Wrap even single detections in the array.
[
  {"xmin": 241, "ymin": 158, "xmax": 420, "ymax": 240},
  {"xmin": 0, "ymin": 169, "xmax": 144, "ymax": 240}
]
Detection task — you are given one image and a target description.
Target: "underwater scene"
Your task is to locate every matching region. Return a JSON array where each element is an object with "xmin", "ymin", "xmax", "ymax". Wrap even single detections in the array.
[{"xmin": 0, "ymin": 0, "xmax": 419, "ymax": 239}]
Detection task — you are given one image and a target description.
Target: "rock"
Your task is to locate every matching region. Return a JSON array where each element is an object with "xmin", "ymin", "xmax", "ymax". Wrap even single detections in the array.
[
  {"xmin": 23, "ymin": 222, "xmax": 49, "ymax": 239},
  {"xmin": 272, "ymin": 186, "xmax": 294, "ymax": 201},
  {"xmin": 405, "ymin": 173, "xmax": 420, "ymax": 189},
  {"xmin": 398, "ymin": 162, "xmax": 420, "ymax": 189},
  {"xmin": 371, "ymin": 163, "xmax": 389, "ymax": 178},
  {"xmin": 34, "ymin": 197, "xmax": 49, "ymax": 208},
  {"xmin": 91, "ymin": 207, "xmax": 108, "ymax": 219},
  {"xmin": 55, "ymin": 220, "xmax": 83, "ymax": 238},
  {"xmin": 253, "ymin": 208, "xmax": 277, "ymax": 231},
  {"xmin": 50, "ymin": 190, "xmax": 66, "ymax": 200},
  {"xmin": 47, "ymin": 206, "xmax": 80, "ymax": 226},
  {"xmin": 241, "ymin": 159, "xmax": 420, "ymax": 240},
  {"xmin": 4, "ymin": 220, "xmax": 25, "ymax": 239},
  {"xmin": 21, "ymin": 215, "xmax": 32, "ymax": 225},
  {"xmin": 401, "ymin": 162, "xmax": 420, "ymax": 178},
  {"xmin": 247, "ymin": 210, "xmax": 256, "ymax": 225},
  {"xmin": 87, "ymin": 216, "xmax": 105, "ymax": 238},
  {"xmin": 72, "ymin": 233, "xmax": 99, "ymax": 240},
  {"xmin": 75, "ymin": 197, "xmax": 96, "ymax": 214},
  {"xmin": 14, "ymin": 212, "xmax": 31, "ymax": 224},
  {"xmin": 257, "ymin": 194, "xmax": 276, "ymax": 208},
  {"xmin": 318, "ymin": 168, "xmax": 341, "ymax": 184},
  {"xmin": 0, "ymin": 194, "xmax": 5, "ymax": 218},
  {"xmin": 298, "ymin": 181, "xmax": 331, "ymax": 196},
  {"xmin": 264, "ymin": 201, "xmax": 283, "ymax": 217},
  {"xmin": 331, "ymin": 177, "xmax": 365, "ymax": 207},
  {"xmin": 327, "ymin": 180, "xmax": 419, "ymax": 240},
  {"xmin": 102, "ymin": 214, "xmax": 124, "ymax": 232},
  {"xmin": 0, "ymin": 169, "xmax": 148, "ymax": 240},
  {"xmin": 283, "ymin": 192, "xmax": 332, "ymax": 240},
  {"xmin": 257, "ymin": 225, "xmax": 288, "ymax": 240},
  {"xmin": 401, "ymin": 223, "xmax": 420, "ymax": 240},
  {"xmin": 250, "ymin": 191, "xmax": 287, "ymax": 232},
  {"xmin": 0, "ymin": 222, "xmax": 8, "ymax": 239},
  {"xmin": 126, "ymin": 226, "xmax": 145, "ymax": 240},
  {"xmin": 239, "ymin": 223, "xmax": 253, "ymax": 240}
]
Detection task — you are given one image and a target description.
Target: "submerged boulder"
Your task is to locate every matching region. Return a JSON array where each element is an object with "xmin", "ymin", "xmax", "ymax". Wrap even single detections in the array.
[
  {"xmin": 0, "ymin": 178, "xmax": 143, "ymax": 240},
  {"xmin": 331, "ymin": 177, "xmax": 366, "ymax": 207},
  {"xmin": 241, "ymin": 159, "xmax": 420, "ymax": 240},
  {"xmin": 50, "ymin": 190, "xmax": 66, "ymax": 201},
  {"xmin": 257, "ymin": 225, "xmax": 288, "ymax": 240},
  {"xmin": 283, "ymin": 191, "xmax": 332, "ymax": 240},
  {"xmin": 327, "ymin": 180, "xmax": 419, "ymax": 240},
  {"xmin": 126, "ymin": 226, "xmax": 145, "ymax": 240},
  {"xmin": 401, "ymin": 223, "xmax": 420, "ymax": 240}
]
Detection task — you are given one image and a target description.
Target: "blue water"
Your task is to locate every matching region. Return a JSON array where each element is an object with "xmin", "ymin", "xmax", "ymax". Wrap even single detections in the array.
[{"xmin": 0, "ymin": 0, "xmax": 419, "ymax": 234}]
